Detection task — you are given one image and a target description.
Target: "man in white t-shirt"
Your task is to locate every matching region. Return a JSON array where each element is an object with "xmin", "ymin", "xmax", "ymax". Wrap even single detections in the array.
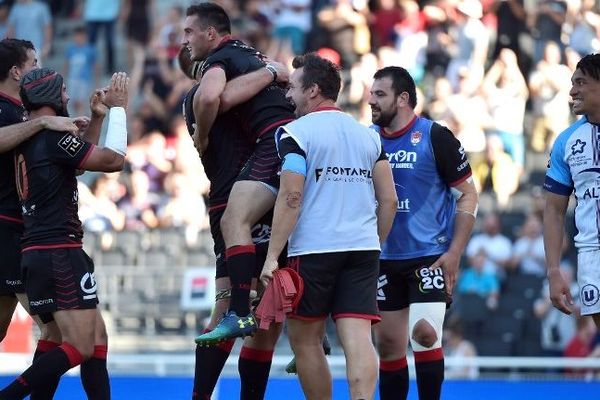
[
  {"xmin": 260, "ymin": 52, "xmax": 398, "ymax": 400},
  {"xmin": 466, "ymin": 213, "xmax": 512, "ymax": 278}
]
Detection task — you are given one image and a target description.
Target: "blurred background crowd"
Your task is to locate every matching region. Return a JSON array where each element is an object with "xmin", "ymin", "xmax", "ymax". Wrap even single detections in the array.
[{"xmin": 2, "ymin": 0, "xmax": 600, "ymax": 371}]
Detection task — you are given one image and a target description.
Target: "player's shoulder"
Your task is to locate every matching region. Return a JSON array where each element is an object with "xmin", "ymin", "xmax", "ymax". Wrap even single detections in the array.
[
  {"xmin": 551, "ymin": 117, "xmax": 588, "ymax": 152},
  {"xmin": 0, "ymin": 94, "xmax": 26, "ymax": 117}
]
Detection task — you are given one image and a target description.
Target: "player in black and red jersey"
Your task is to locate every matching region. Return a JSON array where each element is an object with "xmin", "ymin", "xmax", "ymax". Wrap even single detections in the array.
[
  {"xmin": 0, "ymin": 39, "xmax": 81, "ymax": 346},
  {"xmin": 0, "ymin": 68, "xmax": 129, "ymax": 400},
  {"xmin": 180, "ymin": 46, "xmax": 290, "ymax": 400},
  {"xmin": 0, "ymin": 38, "xmax": 115, "ymax": 400},
  {"xmin": 182, "ymin": 2, "xmax": 296, "ymax": 345}
]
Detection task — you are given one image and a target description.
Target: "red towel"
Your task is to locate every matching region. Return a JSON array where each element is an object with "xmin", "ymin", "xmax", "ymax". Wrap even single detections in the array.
[{"xmin": 255, "ymin": 268, "xmax": 303, "ymax": 330}]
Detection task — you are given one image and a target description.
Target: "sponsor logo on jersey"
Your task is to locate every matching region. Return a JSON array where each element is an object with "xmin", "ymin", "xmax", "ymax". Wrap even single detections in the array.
[
  {"xmin": 387, "ymin": 150, "xmax": 417, "ymax": 169},
  {"xmin": 377, "ymin": 275, "xmax": 388, "ymax": 301},
  {"xmin": 315, "ymin": 166, "xmax": 372, "ymax": 182},
  {"xmin": 80, "ymin": 272, "xmax": 98, "ymax": 300},
  {"xmin": 251, "ymin": 223, "xmax": 271, "ymax": 244},
  {"xmin": 30, "ymin": 298, "xmax": 54, "ymax": 307},
  {"xmin": 411, "ymin": 131, "xmax": 422, "ymax": 145},
  {"xmin": 581, "ymin": 284, "xmax": 599, "ymax": 307},
  {"xmin": 416, "ymin": 266, "xmax": 444, "ymax": 293},
  {"xmin": 577, "ymin": 168, "xmax": 600, "ymax": 200},
  {"xmin": 582, "ymin": 186, "xmax": 600, "ymax": 200},
  {"xmin": 58, "ymin": 134, "xmax": 85, "ymax": 157},
  {"xmin": 397, "ymin": 198, "xmax": 410, "ymax": 213}
]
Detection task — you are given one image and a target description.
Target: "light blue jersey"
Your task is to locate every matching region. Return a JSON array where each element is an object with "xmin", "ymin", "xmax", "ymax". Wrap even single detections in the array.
[
  {"xmin": 373, "ymin": 117, "xmax": 471, "ymax": 261},
  {"xmin": 545, "ymin": 116, "xmax": 600, "ymax": 250}
]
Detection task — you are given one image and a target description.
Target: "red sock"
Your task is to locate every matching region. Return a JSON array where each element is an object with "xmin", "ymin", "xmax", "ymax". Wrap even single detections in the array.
[
  {"xmin": 29, "ymin": 340, "xmax": 61, "ymax": 400},
  {"xmin": 81, "ymin": 345, "xmax": 110, "ymax": 400},
  {"xmin": 414, "ymin": 348, "xmax": 444, "ymax": 400},
  {"xmin": 192, "ymin": 330, "xmax": 235, "ymax": 399},
  {"xmin": 0, "ymin": 342, "xmax": 82, "ymax": 399},
  {"xmin": 379, "ymin": 357, "xmax": 409, "ymax": 400}
]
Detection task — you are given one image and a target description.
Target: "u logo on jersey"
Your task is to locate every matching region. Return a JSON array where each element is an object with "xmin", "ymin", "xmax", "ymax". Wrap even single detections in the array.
[{"xmin": 581, "ymin": 284, "xmax": 599, "ymax": 307}]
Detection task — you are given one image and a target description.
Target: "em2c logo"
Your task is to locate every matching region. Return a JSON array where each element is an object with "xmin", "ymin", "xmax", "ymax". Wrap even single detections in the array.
[{"xmin": 416, "ymin": 266, "xmax": 444, "ymax": 293}]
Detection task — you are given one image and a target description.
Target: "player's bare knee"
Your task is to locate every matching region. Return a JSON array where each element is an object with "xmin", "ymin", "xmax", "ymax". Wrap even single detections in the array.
[
  {"xmin": 375, "ymin": 330, "xmax": 402, "ymax": 358},
  {"xmin": 411, "ymin": 319, "xmax": 437, "ymax": 348}
]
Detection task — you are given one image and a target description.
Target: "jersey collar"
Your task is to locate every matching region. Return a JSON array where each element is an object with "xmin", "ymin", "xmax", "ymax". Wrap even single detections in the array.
[
  {"xmin": 311, "ymin": 106, "xmax": 341, "ymax": 113},
  {"xmin": 0, "ymin": 90, "xmax": 23, "ymax": 106},
  {"xmin": 380, "ymin": 115, "xmax": 418, "ymax": 139}
]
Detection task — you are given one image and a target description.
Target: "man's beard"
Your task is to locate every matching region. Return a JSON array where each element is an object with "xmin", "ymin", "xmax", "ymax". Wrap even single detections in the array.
[{"xmin": 372, "ymin": 108, "xmax": 395, "ymax": 128}]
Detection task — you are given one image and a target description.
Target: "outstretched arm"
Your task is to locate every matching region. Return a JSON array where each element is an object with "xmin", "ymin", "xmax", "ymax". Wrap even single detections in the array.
[{"xmin": 0, "ymin": 117, "xmax": 79, "ymax": 153}]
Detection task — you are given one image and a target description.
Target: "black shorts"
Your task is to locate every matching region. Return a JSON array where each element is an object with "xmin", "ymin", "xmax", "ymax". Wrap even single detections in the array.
[
  {"xmin": 22, "ymin": 247, "xmax": 99, "ymax": 316},
  {"xmin": 0, "ymin": 223, "xmax": 24, "ymax": 295},
  {"xmin": 237, "ymin": 128, "xmax": 281, "ymax": 190},
  {"xmin": 377, "ymin": 255, "xmax": 450, "ymax": 312},
  {"xmin": 288, "ymin": 250, "xmax": 381, "ymax": 322},
  {"xmin": 210, "ymin": 207, "xmax": 275, "ymax": 280}
]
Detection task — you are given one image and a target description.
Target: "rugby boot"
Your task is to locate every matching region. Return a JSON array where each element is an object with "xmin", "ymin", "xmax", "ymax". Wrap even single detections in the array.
[{"xmin": 195, "ymin": 311, "xmax": 257, "ymax": 346}]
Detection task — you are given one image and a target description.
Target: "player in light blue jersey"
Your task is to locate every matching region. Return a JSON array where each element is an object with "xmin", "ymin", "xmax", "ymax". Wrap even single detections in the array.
[
  {"xmin": 369, "ymin": 66, "xmax": 478, "ymax": 400},
  {"xmin": 544, "ymin": 53, "xmax": 600, "ymax": 329}
]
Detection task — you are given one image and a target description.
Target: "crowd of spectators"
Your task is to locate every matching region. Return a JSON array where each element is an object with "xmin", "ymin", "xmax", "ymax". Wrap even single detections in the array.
[
  {"xmin": 2, "ymin": 0, "xmax": 595, "ymax": 229},
  {"xmin": 2, "ymin": 0, "xmax": 600, "ymax": 361}
]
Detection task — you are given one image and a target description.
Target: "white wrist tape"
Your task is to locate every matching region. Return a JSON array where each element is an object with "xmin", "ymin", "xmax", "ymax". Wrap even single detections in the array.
[{"xmin": 105, "ymin": 107, "xmax": 127, "ymax": 156}]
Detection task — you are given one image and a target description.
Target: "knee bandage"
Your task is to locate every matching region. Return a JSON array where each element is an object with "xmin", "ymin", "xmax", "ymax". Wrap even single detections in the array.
[{"xmin": 408, "ymin": 302, "xmax": 446, "ymax": 351}]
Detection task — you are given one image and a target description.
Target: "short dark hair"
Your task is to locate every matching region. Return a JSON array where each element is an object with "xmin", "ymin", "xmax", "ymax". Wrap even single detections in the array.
[
  {"xmin": 373, "ymin": 66, "xmax": 417, "ymax": 109},
  {"xmin": 0, "ymin": 38, "xmax": 35, "ymax": 81},
  {"xmin": 291, "ymin": 52, "xmax": 341, "ymax": 102},
  {"xmin": 186, "ymin": 2, "xmax": 231, "ymax": 35},
  {"xmin": 576, "ymin": 53, "xmax": 600, "ymax": 82}
]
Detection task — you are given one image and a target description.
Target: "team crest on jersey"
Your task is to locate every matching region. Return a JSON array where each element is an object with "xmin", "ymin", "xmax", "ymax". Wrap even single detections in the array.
[
  {"xmin": 58, "ymin": 134, "xmax": 84, "ymax": 157},
  {"xmin": 410, "ymin": 131, "xmax": 422, "ymax": 145},
  {"xmin": 571, "ymin": 139, "xmax": 586, "ymax": 155}
]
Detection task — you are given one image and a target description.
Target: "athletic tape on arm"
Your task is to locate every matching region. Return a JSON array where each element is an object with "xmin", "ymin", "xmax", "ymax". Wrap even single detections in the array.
[
  {"xmin": 282, "ymin": 153, "xmax": 307, "ymax": 177},
  {"xmin": 105, "ymin": 107, "xmax": 127, "ymax": 156}
]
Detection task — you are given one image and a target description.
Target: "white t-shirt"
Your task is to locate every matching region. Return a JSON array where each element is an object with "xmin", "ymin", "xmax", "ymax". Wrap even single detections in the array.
[
  {"xmin": 466, "ymin": 233, "xmax": 512, "ymax": 275},
  {"xmin": 276, "ymin": 109, "xmax": 382, "ymax": 256}
]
